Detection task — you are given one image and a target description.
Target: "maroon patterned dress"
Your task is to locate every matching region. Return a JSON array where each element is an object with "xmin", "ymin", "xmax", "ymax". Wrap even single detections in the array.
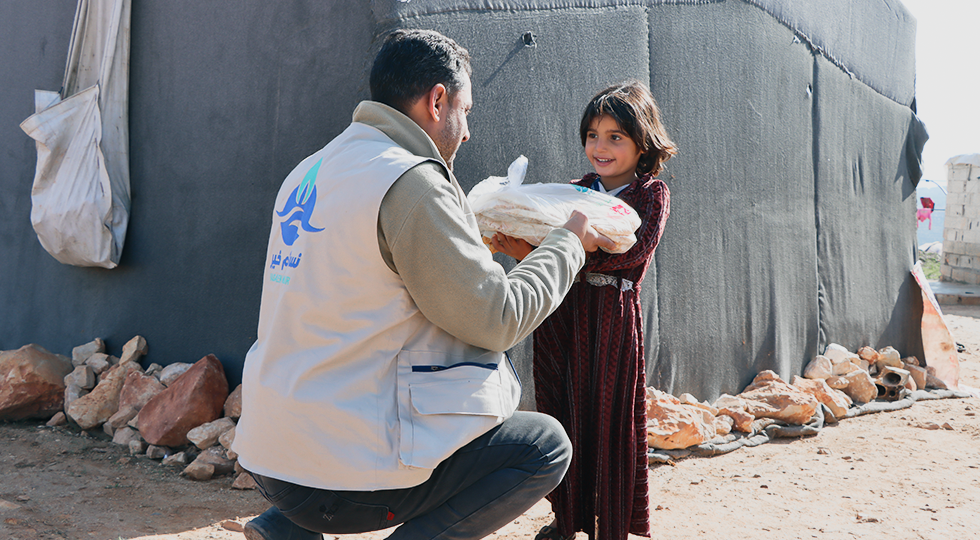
[{"xmin": 534, "ymin": 172, "xmax": 670, "ymax": 540}]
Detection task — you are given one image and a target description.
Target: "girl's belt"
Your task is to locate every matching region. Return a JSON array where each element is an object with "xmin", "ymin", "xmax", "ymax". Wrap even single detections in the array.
[{"xmin": 575, "ymin": 272, "xmax": 634, "ymax": 292}]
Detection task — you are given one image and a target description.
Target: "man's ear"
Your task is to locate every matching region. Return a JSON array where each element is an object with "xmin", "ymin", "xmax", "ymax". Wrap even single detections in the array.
[{"xmin": 425, "ymin": 83, "xmax": 449, "ymax": 123}]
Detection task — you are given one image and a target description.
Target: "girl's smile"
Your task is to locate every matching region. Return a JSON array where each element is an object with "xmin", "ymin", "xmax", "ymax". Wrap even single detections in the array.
[{"xmin": 585, "ymin": 115, "xmax": 643, "ymax": 190}]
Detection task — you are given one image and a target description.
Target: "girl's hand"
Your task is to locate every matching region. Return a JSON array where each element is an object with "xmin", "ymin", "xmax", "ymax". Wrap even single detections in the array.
[{"xmin": 491, "ymin": 233, "xmax": 534, "ymax": 261}]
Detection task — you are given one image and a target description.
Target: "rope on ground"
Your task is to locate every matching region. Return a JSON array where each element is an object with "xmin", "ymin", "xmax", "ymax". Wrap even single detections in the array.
[{"xmin": 648, "ymin": 388, "xmax": 972, "ymax": 465}]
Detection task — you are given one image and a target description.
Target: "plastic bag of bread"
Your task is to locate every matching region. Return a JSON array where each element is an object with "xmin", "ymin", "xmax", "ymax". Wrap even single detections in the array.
[{"xmin": 467, "ymin": 156, "xmax": 641, "ymax": 254}]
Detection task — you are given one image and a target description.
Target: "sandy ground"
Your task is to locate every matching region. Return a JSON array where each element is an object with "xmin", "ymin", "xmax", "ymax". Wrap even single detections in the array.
[{"xmin": 1, "ymin": 305, "xmax": 978, "ymax": 540}]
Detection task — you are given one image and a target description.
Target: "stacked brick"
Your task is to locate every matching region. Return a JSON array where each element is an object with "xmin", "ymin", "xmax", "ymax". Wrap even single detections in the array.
[{"xmin": 941, "ymin": 154, "xmax": 980, "ymax": 284}]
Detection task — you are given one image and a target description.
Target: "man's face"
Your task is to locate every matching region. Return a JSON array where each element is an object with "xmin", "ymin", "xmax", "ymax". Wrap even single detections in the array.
[{"xmin": 432, "ymin": 74, "xmax": 472, "ymax": 171}]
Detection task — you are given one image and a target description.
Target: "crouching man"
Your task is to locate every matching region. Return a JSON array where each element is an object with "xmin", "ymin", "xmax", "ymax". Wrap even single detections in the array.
[{"xmin": 233, "ymin": 29, "xmax": 613, "ymax": 540}]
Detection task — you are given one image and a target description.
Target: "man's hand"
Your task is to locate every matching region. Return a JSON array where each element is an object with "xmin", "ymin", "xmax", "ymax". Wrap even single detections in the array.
[
  {"xmin": 491, "ymin": 233, "xmax": 535, "ymax": 261},
  {"xmin": 562, "ymin": 210, "xmax": 616, "ymax": 253}
]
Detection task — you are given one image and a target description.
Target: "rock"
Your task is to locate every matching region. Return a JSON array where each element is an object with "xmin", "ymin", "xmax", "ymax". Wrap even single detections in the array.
[
  {"xmin": 194, "ymin": 446, "xmax": 236, "ymax": 476},
  {"xmin": 857, "ymin": 346, "xmax": 880, "ymax": 364},
  {"xmin": 903, "ymin": 356, "xmax": 920, "ymax": 367},
  {"xmin": 717, "ymin": 407, "xmax": 755, "ymax": 432},
  {"xmin": 106, "ymin": 405, "xmax": 139, "ymax": 431},
  {"xmin": 119, "ymin": 336, "xmax": 148, "ymax": 365},
  {"xmin": 925, "ymin": 370, "xmax": 949, "ymax": 390},
  {"xmin": 825, "ymin": 376, "xmax": 848, "ymax": 389},
  {"xmin": 103, "ymin": 422, "xmax": 115, "ymax": 437},
  {"xmin": 128, "ymin": 439, "xmax": 148, "ymax": 455},
  {"xmin": 72, "ymin": 339, "xmax": 105, "ymax": 367},
  {"xmin": 64, "ymin": 365, "xmax": 96, "ymax": 390},
  {"xmin": 876, "ymin": 346, "xmax": 904, "ymax": 370},
  {"xmin": 840, "ymin": 370, "xmax": 877, "ymax": 403},
  {"xmin": 712, "ymin": 394, "xmax": 745, "ymax": 410},
  {"xmin": 138, "ymin": 355, "xmax": 229, "ymax": 447},
  {"xmin": 823, "ymin": 343, "xmax": 851, "ymax": 364},
  {"xmin": 85, "ymin": 353, "xmax": 112, "ymax": 375},
  {"xmin": 831, "ymin": 361, "xmax": 861, "ymax": 376},
  {"xmin": 221, "ymin": 519, "xmax": 246, "ymax": 532},
  {"xmin": 64, "ymin": 384, "xmax": 89, "ymax": 413},
  {"xmin": 146, "ymin": 445, "xmax": 169, "ymax": 460},
  {"xmin": 738, "ymin": 371, "xmax": 819, "ymax": 425},
  {"xmin": 188, "ymin": 417, "xmax": 236, "ymax": 450},
  {"xmin": 158, "ymin": 363, "xmax": 193, "ymax": 387},
  {"xmin": 182, "ymin": 461, "xmax": 215, "ymax": 481},
  {"xmin": 218, "ymin": 425, "xmax": 236, "ymax": 450},
  {"xmin": 112, "ymin": 426, "xmax": 142, "ymax": 447},
  {"xmin": 0, "ymin": 344, "xmax": 73, "ymax": 421},
  {"xmin": 791, "ymin": 376, "xmax": 852, "ymax": 419},
  {"xmin": 803, "ymin": 355, "xmax": 833, "ymax": 379},
  {"xmin": 232, "ymin": 471, "xmax": 258, "ymax": 490},
  {"xmin": 905, "ymin": 364, "xmax": 927, "ymax": 390},
  {"xmin": 646, "ymin": 390, "xmax": 715, "ymax": 449},
  {"xmin": 46, "ymin": 411, "xmax": 67, "ymax": 427},
  {"xmin": 678, "ymin": 393, "xmax": 698, "ymax": 405},
  {"xmin": 224, "ymin": 384, "xmax": 243, "ymax": 419},
  {"xmin": 182, "ymin": 446, "xmax": 236, "ymax": 481},
  {"xmin": 714, "ymin": 414, "xmax": 734, "ymax": 434},
  {"xmin": 118, "ymin": 371, "xmax": 166, "ymax": 412},
  {"xmin": 128, "ymin": 412, "xmax": 140, "ymax": 430},
  {"xmin": 162, "ymin": 451, "xmax": 189, "ymax": 466},
  {"xmin": 678, "ymin": 392, "xmax": 719, "ymax": 415},
  {"xmin": 145, "ymin": 363, "xmax": 163, "ymax": 377},
  {"xmin": 66, "ymin": 362, "xmax": 140, "ymax": 430}
]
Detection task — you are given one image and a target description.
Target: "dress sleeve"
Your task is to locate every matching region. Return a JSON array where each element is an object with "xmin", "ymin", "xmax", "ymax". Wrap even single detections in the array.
[
  {"xmin": 582, "ymin": 178, "xmax": 670, "ymax": 273},
  {"xmin": 380, "ymin": 163, "xmax": 586, "ymax": 352}
]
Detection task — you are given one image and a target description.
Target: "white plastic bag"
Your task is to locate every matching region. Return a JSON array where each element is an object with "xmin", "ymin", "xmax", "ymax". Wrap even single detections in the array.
[
  {"xmin": 468, "ymin": 156, "xmax": 641, "ymax": 254},
  {"xmin": 19, "ymin": 0, "xmax": 132, "ymax": 268}
]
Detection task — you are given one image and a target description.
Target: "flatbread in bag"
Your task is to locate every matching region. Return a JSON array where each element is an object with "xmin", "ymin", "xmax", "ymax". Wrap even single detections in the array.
[{"xmin": 468, "ymin": 156, "xmax": 641, "ymax": 254}]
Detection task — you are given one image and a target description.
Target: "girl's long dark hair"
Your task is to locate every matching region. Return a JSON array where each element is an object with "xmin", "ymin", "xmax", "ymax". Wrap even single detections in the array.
[{"xmin": 580, "ymin": 80, "xmax": 678, "ymax": 177}]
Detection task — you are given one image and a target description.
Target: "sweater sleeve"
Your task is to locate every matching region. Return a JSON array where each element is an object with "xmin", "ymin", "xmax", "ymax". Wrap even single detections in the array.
[{"xmin": 379, "ymin": 162, "xmax": 585, "ymax": 352}]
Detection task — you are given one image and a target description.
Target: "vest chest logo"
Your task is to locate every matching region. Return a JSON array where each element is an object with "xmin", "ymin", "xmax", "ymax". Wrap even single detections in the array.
[{"xmin": 276, "ymin": 158, "xmax": 326, "ymax": 246}]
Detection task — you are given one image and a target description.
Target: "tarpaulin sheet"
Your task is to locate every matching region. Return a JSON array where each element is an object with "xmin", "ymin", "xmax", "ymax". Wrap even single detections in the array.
[
  {"xmin": 813, "ymin": 54, "xmax": 924, "ymax": 362},
  {"xmin": 1, "ymin": 0, "xmax": 925, "ymax": 399},
  {"xmin": 646, "ymin": 0, "xmax": 819, "ymax": 397}
]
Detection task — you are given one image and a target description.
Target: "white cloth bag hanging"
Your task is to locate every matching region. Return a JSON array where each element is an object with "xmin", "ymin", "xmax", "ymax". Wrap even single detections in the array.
[{"xmin": 19, "ymin": 0, "xmax": 132, "ymax": 268}]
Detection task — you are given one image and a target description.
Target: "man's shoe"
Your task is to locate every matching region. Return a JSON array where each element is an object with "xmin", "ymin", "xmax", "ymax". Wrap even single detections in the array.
[{"xmin": 244, "ymin": 507, "xmax": 322, "ymax": 540}]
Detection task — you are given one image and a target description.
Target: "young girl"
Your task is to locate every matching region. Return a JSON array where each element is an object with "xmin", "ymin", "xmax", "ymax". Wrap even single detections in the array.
[{"xmin": 492, "ymin": 80, "xmax": 676, "ymax": 540}]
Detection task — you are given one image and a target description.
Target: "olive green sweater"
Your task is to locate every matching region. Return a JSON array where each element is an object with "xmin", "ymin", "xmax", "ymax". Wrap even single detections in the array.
[{"xmin": 354, "ymin": 101, "xmax": 585, "ymax": 352}]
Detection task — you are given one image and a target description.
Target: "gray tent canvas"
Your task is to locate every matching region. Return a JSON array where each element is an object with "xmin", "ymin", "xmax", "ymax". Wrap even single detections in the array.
[{"xmin": 1, "ymin": 0, "xmax": 925, "ymax": 403}]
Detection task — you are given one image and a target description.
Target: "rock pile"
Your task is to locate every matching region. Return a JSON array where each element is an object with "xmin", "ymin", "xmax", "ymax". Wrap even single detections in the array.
[
  {"xmin": 646, "ymin": 343, "xmax": 947, "ymax": 451},
  {"xmin": 0, "ymin": 338, "xmax": 254, "ymax": 488},
  {"xmin": 1, "ymin": 338, "xmax": 952, "ymax": 476}
]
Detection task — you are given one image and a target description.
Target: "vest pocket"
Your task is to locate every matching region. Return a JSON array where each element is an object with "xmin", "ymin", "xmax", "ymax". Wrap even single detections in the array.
[{"xmin": 397, "ymin": 351, "xmax": 517, "ymax": 469}]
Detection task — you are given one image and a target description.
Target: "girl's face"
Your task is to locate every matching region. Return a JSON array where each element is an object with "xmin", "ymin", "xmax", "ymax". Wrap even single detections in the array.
[{"xmin": 585, "ymin": 115, "xmax": 643, "ymax": 190}]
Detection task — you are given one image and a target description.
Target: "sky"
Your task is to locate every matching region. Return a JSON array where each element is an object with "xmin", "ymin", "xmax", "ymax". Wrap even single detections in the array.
[{"xmin": 899, "ymin": 0, "xmax": 980, "ymax": 187}]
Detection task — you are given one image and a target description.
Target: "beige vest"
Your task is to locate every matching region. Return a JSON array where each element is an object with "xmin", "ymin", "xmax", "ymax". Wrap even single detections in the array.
[{"xmin": 233, "ymin": 122, "xmax": 521, "ymax": 490}]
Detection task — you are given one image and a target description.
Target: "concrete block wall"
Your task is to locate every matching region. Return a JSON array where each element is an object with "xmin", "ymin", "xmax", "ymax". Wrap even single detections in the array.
[{"xmin": 941, "ymin": 156, "xmax": 980, "ymax": 284}]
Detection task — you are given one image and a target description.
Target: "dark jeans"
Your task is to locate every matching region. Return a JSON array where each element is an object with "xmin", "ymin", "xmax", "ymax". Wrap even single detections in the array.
[{"xmin": 250, "ymin": 411, "xmax": 571, "ymax": 540}]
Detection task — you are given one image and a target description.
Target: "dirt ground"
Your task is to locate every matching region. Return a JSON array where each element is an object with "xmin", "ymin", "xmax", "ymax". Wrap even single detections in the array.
[{"xmin": 2, "ymin": 306, "xmax": 978, "ymax": 540}]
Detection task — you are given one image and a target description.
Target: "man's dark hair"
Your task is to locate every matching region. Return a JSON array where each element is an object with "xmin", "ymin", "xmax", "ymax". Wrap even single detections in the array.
[{"xmin": 370, "ymin": 29, "xmax": 472, "ymax": 113}]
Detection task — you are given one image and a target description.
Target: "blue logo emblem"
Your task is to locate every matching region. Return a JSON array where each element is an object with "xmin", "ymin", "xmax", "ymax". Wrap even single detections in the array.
[{"xmin": 276, "ymin": 158, "xmax": 325, "ymax": 246}]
